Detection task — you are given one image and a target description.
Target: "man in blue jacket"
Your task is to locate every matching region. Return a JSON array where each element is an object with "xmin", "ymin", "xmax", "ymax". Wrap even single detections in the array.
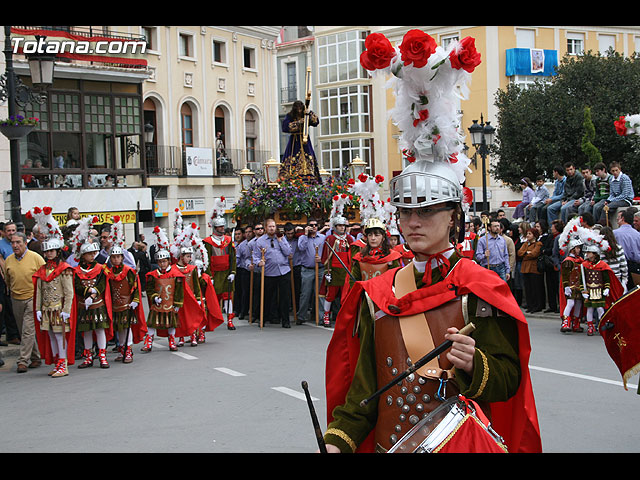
[
  {"xmin": 594, "ymin": 161, "xmax": 634, "ymax": 225},
  {"xmin": 541, "ymin": 166, "xmax": 566, "ymax": 226}
]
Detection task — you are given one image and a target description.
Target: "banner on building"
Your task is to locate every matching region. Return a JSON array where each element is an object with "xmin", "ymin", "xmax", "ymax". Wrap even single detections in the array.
[{"xmin": 185, "ymin": 147, "xmax": 214, "ymax": 176}]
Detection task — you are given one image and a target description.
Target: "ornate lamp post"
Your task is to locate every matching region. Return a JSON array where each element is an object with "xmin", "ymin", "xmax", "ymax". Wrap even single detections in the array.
[
  {"xmin": 263, "ymin": 157, "xmax": 281, "ymax": 186},
  {"xmin": 1, "ymin": 26, "xmax": 55, "ymax": 230},
  {"xmin": 349, "ymin": 156, "xmax": 367, "ymax": 179},
  {"xmin": 468, "ymin": 114, "xmax": 495, "ymax": 210}
]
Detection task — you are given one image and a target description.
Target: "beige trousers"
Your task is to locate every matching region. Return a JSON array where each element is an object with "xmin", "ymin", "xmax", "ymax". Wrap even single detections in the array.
[{"xmin": 12, "ymin": 297, "xmax": 40, "ymax": 366}]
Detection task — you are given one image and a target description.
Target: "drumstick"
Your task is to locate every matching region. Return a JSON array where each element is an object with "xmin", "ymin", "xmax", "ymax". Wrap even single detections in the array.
[
  {"xmin": 301, "ymin": 381, "xmax": 327, "ymax": 454},
  {"xmin": 359, "ymin": 322, "xmax": 476, "ymax": 408}
]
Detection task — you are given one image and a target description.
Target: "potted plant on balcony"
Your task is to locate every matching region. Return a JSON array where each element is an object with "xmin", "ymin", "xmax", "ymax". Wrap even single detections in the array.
[{"xmin": 0, "ymin": 114, "xmax": 39, "ymax": 140}]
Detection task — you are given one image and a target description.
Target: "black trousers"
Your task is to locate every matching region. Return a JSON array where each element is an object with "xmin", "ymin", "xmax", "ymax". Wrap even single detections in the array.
[
  {"xmin": 235, "ymin": 267, "xmax": 250, "ymax": 317},
  {"xmin": 522, "ymin": 273, "xmax": 545, "ymax": 311},
  {"xmin": 544, "ymin": 269, "xmax": 559, "ymax": 310},
  {"xmin": 262, "ymin": 274, "xmax": 290, "ymax": 325}
]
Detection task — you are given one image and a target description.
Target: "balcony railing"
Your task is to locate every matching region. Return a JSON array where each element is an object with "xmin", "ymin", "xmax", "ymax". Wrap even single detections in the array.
[{"xmin": 145, "ymin": 145, "xmax": 272, "ymax": 178}]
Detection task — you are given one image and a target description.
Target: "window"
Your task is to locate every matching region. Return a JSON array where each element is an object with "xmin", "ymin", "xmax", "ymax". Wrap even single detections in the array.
[
  {"xmin": 317, "ymin": 30, "xmax": 367, "ymax": 84},
  {"xmin": 245, "ymin": 110, "xmax": 257, "ymax": 163},
  {"xmin": 284, "ymin": 61, "xmax": 297, "ymax": 103},
  {"xmin": 509, "ymin": 75, "xmax": 551, "ymax": 90},
  {"xmin": 243, "ymin": 46, "xmax": 256, "ymax": 69},
  {"xmin": 441, "ymin": 34, "xmax": 459, "ymax": 50},
  {"xmin": 213, "ymin": 39, "xmax": 227, "ymax": 64},
  {"xmin": 567, "ymin": 32, "xmax": 584, "ymax": 56},
  {"xmin": 320, "ymin": 138, "xmax": 371, "ymax": 176},
  {"xmin": 181, "ymin": 103, "xmax": 193, "ymax": 147},
  {"xmin": 599, "ymin": 34, "xmax": 616, "ymax": 55},
  {"xmin": 142, "ymin": 26, "xmax": 157, "ymax": 52},
  {"xmin": 516, "ymin": 28, "xmax": 535, "ymax": 49},
  {"xmin": 319, "ymin": 85, "xmax": 370, "ymax": 136},
  {"xmin": 179, "ymin": 32, "xmax": 194, "ymax": 58}
]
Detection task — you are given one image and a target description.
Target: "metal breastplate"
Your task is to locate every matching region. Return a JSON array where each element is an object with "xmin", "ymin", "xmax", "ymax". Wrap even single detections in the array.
[
  {"xmin": 110, "ymin": 276, "xmax": 133, "ymax": 312},
  {"xmin": 151, "ymin": 276, "xmax": 176, "ymax": 312},
  {"xmin": 359, "ymin": 261, "xmax": 390, "ymax": 281},
  {"xmin": 373, "ymin": 297, "xmax": 466, "ymax": 451},
  {"xmin": 585, "ymin": 268, "xmax": 605, "ymax": 301},
  {"xmin": 177, "ymin": 265, "xmax": 195, "ymax": 292}
]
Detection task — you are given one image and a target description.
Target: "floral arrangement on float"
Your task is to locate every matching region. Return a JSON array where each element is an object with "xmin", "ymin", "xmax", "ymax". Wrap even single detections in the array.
[{"xmin": 232, "ymin": 168, "xmax": 359, "ymax": 221}]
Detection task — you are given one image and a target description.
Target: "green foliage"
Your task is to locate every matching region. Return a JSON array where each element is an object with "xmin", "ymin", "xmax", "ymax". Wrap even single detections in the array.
[
  {"xmin": 580, "ymin": 106, "xmax": 602, "ymax": 168},
  {"xmin": 491, "ymin": 50, "xmax": 640, "ymax": 189}
]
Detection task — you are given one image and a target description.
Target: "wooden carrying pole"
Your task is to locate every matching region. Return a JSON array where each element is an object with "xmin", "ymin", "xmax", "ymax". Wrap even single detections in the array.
[
  {"xmin": 260, "ymin": 248, "xmax": 266, "ymax": 329},
  {"xmin": 249, "ymin": 248, "xmax": 254, "ymax": 323},
  {"xmin": 315, "ymin": 245, "xmax": 319, "ymax": 325},
  {"xmin": 289, "ymin": 257, "xmax": 297, "ymax": 323}
]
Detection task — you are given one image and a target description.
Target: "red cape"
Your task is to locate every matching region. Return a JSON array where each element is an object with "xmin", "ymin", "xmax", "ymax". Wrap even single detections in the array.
[
  {"xmin": 199, "ymin": 272, "xmax": 224, "ymax": 331},
  {"xmin": 74, "ymin": 262, "xmax": 114, "ymax": 341},
  {"xmin": 325, "ymin": 258, "xmax": 542, "ymax": 453},
  {"xmin": 32, "ymin": 261, "xmax": 77, "ymax": 365},
  {"xmin": 103, "ymin": 264, "xmax": 148, "ymax": 344},
  {"xmin": 146, "ymin": 265, "xmax": 202, "ymax": 337}
]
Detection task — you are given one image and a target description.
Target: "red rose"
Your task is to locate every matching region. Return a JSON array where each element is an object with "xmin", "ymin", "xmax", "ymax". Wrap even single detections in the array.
[
  {"xmin": 33, "ymin": 206, "xmax": 42, "ymax": 214},
  {"xmin": 360, "ymin": 33, "xmax": 396, "ymax": 71},
  {"xmin": 153, "ymin": 226, "xmax": 160, "ymax": 233},
  {"xmin": 113, "ymin": 215, "xmax": 120, "ymax": 223},
  {"xmin": 43, "ymin": 206, "xmax": 52, "ymax": 215},
  {"xmin": 399, "ymin": 29, "xmax": 437, "ymax": 68},
  {"xmin": 347, "ymin": 178, "xmax": 355, "ymax": 186},
  {"xmin": 614, "ymin": 115, "xmax": 628, "ymax": 136},
  {"xmin": 191, "ymin": 222, "xmax": 197, "ymax": 229},
  {"xmin": 25, "ymin": 210, "xmax": 33, "ymax": 219},
  {"xmin": 412, "ymin": 108, "xmax": 429, "ymax": 127},
  {"xmin": 358, "ymin": 173, "xmax": 369, "ymax": 183},
  {"xmin": 375, "ymin": 174, "xmax": 385, "ymax": 184},
  {"xmin": 449, "ymin": 36, "xmax": 481, "ymax": 73}
]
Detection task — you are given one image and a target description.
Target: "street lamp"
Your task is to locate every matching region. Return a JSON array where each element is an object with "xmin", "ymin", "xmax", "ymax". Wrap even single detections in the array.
[
  {"xmin": 349, "ymin": 156, "xmax": 367, "ymax": 179},
  {"xmin": 1, "ymin": 26, "xmax": 55, "ymax": 231},
  {"xmin": 239, "ymin": 167, "xmax": 255, "ymax": 192},
  {"xmin": 263, "ymin": 157, "xmax": 281, "ymax": 186},
  {"xmin": 318, "ymin": 166, "xmax": 331, "ymax": 184},
  {"xmin": 468, "ymin": 114, "xmax": 495, "ymax": 210}
]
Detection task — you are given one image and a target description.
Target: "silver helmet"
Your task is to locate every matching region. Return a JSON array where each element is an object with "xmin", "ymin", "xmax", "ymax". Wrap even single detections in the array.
[
  {"xmin": 79, "ymin": 241, "xmax": 100, "ymax": 255},
  {"xmin": 42, "ymin": 238, "xmax": 64, "ymax": 252},
  {"xmin": 180, "ymin": 246, "xmax": 194, "ymax": 255},
  {"xmin": 109, "ymin": 245, "xmax": 124, "ymax": 256},
  {"xmin": 389, "ymin": 159, "xmax": 462, "ymax": 209},
  {"xmin": 155, "ymin": 249, "xmax": 171, "ymax": 260}
]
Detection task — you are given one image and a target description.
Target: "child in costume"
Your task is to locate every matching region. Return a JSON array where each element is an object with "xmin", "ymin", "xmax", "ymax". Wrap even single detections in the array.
[
  {"xmin": 557, "ymin": 217, "xmax": 587, "ymax": 333},
  {"xmin": 30, "ymin": 207, "xmax": 76, "ymax": 378},
  {"xmin": 203, "ymin": 197, "xmax": 237, "ymax": 330},
  {"xmin": 143, "ymin": 226, "xmax": 200, "ymax": 353},
  {"xmin": 170, "ymin": 215, "xmax": 205, "ymax": 346},
  {"xmin": 70, "ymin": 215, "xmax": 113, "ymax": 369},
  {"xmin": 580, "ymin": 231, "xmax": 624, "ymax": 336},
  {"xmin": 103, "ymin": 216, "xmax": 147, "ymax": 362}
]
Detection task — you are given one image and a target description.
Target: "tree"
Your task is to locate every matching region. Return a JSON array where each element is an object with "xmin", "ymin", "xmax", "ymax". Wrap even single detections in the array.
[
  {"xmin": 581, "ymin": 105, "xmax": 602, "ymax": 169},
  {"xmin": 491, "ymin": 50, "xmax": 640, "ymax": 190}
]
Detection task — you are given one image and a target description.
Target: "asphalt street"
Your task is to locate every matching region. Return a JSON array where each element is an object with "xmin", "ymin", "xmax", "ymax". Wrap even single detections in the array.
[{"xmin": 1, "ymin": 308, "xmax": 638, "ymax": 453}]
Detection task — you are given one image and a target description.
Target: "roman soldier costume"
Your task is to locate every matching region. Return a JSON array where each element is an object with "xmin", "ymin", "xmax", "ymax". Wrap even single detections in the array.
[
  {"xmin": 323, "ymin": 30, "xmax": 541, "ymax": 454},
  {"xmin": 456, "ymin": 216, "xmax": 477, "ymax": 259},
  {"xmin": 143, "ymin": 226, "xmax": 201, "ymax": 352},
  {"xmin": 203, "ymin": 197, "xmax": 237, "ymax": 330},
  {"xmin": 30, "ymin": 206, "xmax": 76, "ymax": 378},
  {"xmin": 319, "ymin": 195, "xmax": 355, "ymax": 327},
  {"xmin": 558, "ymin": 217, "xmax": 588, "ymax": 333},
  {"xmin": 70, "ymin": 215, "xmax": 113, "ymax": 369},
  {"xmin": 580, "ymin": 230, "xmax": 624, "ymax": 336},
  {"xmin": 103, "ymin": 216, "xmax": 147, "ymax": 362}
]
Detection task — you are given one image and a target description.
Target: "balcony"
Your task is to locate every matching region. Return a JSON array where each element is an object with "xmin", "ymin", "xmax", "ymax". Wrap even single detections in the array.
[{"xmin": 145, "ymin": 145, "xmax": 271, "ymax": 178}]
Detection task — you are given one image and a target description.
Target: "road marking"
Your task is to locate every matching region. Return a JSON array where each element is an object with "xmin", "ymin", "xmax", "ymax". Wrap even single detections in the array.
[
  {"xmin": 214, "ymin": 367, "xmax": 246, "ymax": 377},
  {"xmin": 530, "ymin": 365, "xmax": 638, "ymax": 389},
  {"xmin": 272, "ymin": 386, "xmax": 318, "ymax": 402},
  {"xmin": 172, "ymin": 351, "xmax": 198, "ymax": 360}
]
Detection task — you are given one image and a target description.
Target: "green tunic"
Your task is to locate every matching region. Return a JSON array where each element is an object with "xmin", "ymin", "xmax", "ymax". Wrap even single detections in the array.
[
  {"xmin": 324, "ymin": 254, "xmax": 521, "ymax": 453},
  {"xmin": 204, "ymin": 238, "xmax": 236, "ymax": 296}
]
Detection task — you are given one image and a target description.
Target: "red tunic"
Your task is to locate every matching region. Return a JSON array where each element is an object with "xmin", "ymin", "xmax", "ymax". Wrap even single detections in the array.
[{"xmin": 103, "ymin": 264, "xmax": 148, "ymax": 344}]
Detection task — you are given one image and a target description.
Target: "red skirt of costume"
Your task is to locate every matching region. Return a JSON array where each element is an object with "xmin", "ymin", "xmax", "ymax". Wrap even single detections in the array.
[
  {"xmin": 325, "ymin": 257, "xmax": 542, "ymax": 453},
  {"xmin": 32, "ymin": 262, "xmax": 77, "ymax": 365},
  {"xmin": 199, "ymin": 272, "xmax": 224, "ymax": 331}
]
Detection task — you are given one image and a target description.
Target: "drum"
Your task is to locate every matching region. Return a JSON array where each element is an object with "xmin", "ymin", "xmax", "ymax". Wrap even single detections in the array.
[{"xmin": 387, "ymin": 395, "xmax": 508, "ymax": 453}]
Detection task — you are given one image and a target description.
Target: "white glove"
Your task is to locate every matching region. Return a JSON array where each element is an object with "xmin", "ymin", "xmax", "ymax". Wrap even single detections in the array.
[
  {"xmin": 89, "ymin": 287, "xmax": 97, "ymax": 295},
  {"xmin": 84, "ymin": 297, "xmax": 93, "ymax": 310},
  {"xmin": 129, "ymin": 301, "xmax": 139, "ymax": 310},
  {"xmin": 603, "ymin": 288, "xmax": 610, "ymax": 297},
  {"xmin": 154, "ymin": 296, "xmax": 162, "ymax": 305},
  {"xmin": 227, "ymin": 273, "xmax": 235, "ymax": 282},
  {"xmin": 324, "ymin": 272, "xmax": 332, "ymax": 283},
  {"xmin": 582, "ymin": 292, "xmax": 589, "ymax": 299},
  {"xmin": 564, "ymin": 287, "xmax": 572, "ymax": 297},
  {"xmin": 61, "ymin": 312, "xmax": 70, "ymax": 323},
  {"xmin": 174, "ymin": 306, "xmax": 180, "ymax": 313},
  {"xmin": 36, "ymin": 311, "xmax": 42, "ymax": 323}
]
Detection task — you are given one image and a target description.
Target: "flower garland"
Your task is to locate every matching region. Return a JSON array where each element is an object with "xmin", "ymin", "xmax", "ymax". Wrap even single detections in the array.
[{"xmin": 614, "ymin": 114, "xmax": 640, "ymax": 136}]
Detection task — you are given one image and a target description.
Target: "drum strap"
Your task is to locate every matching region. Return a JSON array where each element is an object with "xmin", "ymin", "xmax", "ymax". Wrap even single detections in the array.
[{"xmin": 394, "ymin": 264, "xmax": 461, "ymax": 380}]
